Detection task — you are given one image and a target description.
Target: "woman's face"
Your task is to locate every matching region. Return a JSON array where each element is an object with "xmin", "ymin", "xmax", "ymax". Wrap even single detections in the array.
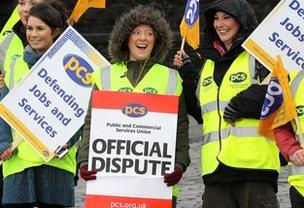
[
  {"xmin": 128, "ymin": 24, "xmax": 155, "ymax": 61},
  {"xmin": 213, "ymin": 11, "xmax": 239, "ymax": 50},
  {"xmin": 18, "ymin": 0, "xmax": 42, "ymax": 26},
  {"xmin": 26, "ymin": 16, "xmax": 57, "ymax": 54}
]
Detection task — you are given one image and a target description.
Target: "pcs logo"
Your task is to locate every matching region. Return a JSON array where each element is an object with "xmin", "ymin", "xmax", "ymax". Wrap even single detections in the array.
[
  {"xmin": 63, "ymin": 54, "xmax": 93, "ymax": 87},
  {"xmin": 118, "ymin": 87, "xmax": 133, "ymax": 92},
  {"xmin": 122, "ymin": 104, "xmax": 147, "ymax": 118},
  {"xmin": 202, "ymin": 76, "xmax": 212, "ymax": 87},
  {"xmin": 143, "ymin": 87, "xmax": 157, "ymax": 94},
  {"xmin": 229, "ymin": 72, "xmax": 247, "ymax": 83},
  {"xmin": 296, "ymin": 105, "xmax": 304, "ymax": 117}
]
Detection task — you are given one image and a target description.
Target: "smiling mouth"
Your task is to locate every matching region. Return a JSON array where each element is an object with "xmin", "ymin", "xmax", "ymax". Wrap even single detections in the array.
[{"xmin": 136, "ymin": 44, "xmax": 148, "ymax": 49}]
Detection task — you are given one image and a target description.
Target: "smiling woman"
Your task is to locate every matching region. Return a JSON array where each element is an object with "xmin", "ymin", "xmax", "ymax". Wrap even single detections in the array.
[
  {"xmin": 77, "ymin": 5, "xmax": 191, "ymax": 208},
  {"xmin": 172, "ymin": 0, "xmax": 281, "ymax": 207},
  {"xmin": 26, "ymin": 16, "xmax": 58, "ymax": 54}
]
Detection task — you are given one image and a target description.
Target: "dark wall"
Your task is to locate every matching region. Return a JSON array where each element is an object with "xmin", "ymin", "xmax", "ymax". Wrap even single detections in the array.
[{"xmin": 1, "ymin": 0, "xmax": 280, "ymax": 63}]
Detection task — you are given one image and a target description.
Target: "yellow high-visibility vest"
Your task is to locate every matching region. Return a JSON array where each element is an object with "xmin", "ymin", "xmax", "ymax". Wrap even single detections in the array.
[
  {"xmin": 288, "ymin": 70, "xmax": 304, "ymax": 197},
  {"xmin": 197, "ymin": 51, "xmax": 280, "ymax": 176}
]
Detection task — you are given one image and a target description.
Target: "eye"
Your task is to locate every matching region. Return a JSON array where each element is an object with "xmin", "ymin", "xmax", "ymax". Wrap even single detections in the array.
[
  {"xmin": 26, "ymin": 26, "xmax": 33, "ymax": 31},
  {"xmin": 223, "ymin": 15, "xmax": 232, "ymax": 20},
  {"xmin": 132, "ymin": 30, "xmax": 140, "ymax": 35},
  {"xmin": 37, "ymin": 26, "xmax": 45, "ymax": 31},
  {"xmin": 146, "ymin": 31, "xmax": 153, "ymax": 36}
]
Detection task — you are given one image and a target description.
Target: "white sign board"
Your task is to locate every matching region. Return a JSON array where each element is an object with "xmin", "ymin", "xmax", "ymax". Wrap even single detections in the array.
[
  {"xmin": 243, "ymin": 0, "xmax": 304, "ymax": 72},
  {"xmin": 0, "ymin": 26, "xmax": 110, "ymax": 161},
  {"xmin": 86, "ymin": 91, "xmax": 178, "ymax": 208}
]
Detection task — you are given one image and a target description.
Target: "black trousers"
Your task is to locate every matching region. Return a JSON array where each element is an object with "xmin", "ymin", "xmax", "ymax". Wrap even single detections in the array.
[
  {"xmin": 202, "ymin": 181, "xmax": 279, "ymax": 208},
  {"xmin": 290, "ymin": 186, "xmax": 304, "ymax": 208}
]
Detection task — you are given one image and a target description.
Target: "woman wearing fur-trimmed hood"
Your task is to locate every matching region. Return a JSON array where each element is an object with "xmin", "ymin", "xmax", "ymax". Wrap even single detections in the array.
[
  {"xmin": 77, "ymin": 5, "xmax": 190, "ymax": 208},
  {"xmin": 108, "ymin": 5, "xmax": 172, "ymax": 64}
]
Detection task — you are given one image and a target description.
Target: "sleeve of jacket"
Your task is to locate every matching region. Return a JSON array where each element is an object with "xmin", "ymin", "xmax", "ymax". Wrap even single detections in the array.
[
  {"xmin": 228, "ymin": 59, "xmax": 270, "ymax": 119},
  {"xmin": 274, "ymin": 123, "xmax": 302, "ymax": 161},
  {"xmin": 178, "ymin": 59, "xmax": 203, "ymax": 124},
  {"xmin": 0, "ymin": 84, "xmax": 13, "ymax": 154},
  {"xmin": 175, "ymin": 92, "xmax": 191, "ymax": 171}
]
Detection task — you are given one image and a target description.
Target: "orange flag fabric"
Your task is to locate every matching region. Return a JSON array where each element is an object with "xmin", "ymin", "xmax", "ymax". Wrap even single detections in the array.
[
  {"xmin": 69, "ymin": 0, "xmax": 106, "ymax": 23},
  {"xmin": 179, "ymin": 0, "xmax": 200, "ymax": 49},
  {"xmin": 258, "ymin": 56, "xmax": 297, "ymax": 139}
]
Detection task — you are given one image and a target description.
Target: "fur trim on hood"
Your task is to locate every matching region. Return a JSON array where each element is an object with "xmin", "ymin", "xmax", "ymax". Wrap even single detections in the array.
[
  {"xmin": 203, "ymin": 0, "xmax": 258, "ymax": 48},
  {"xmin": 108, "ymin": 5, "xmax": 173, "ymax": 64}
]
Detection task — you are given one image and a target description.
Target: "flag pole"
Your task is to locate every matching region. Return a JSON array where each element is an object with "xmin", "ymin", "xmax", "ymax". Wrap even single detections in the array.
[{"xmin": 180, "ymin": 37, "xmax": 186, "ymax": 51}]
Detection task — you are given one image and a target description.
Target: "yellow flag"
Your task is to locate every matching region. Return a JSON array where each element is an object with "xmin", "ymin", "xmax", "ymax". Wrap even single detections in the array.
[
  {"xmin": 69, "ymin": 0, "xmax": 106, "ymax": 23},
  {"xmin": 179, "ymin": 0, "xmax": 200, "ymax": 49},
  {"xmin": 271, "ymin": 56, "xmax": 297, "ymax": 129},
  {"xmin": 258, "ymin": 56, "xmax": 297, "ymax": 139}
]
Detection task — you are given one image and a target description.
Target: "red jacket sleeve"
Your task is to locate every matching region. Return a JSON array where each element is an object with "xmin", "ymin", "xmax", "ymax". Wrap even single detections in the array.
[{"xmin": 274, "ymin": 123, "xmax": 302, "ymax": 161}]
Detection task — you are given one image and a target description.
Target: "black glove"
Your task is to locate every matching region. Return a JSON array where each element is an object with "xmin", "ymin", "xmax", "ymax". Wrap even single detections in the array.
[{"xmin": 223, "ymin": 102, "xmax": 242, "ymax": 124}]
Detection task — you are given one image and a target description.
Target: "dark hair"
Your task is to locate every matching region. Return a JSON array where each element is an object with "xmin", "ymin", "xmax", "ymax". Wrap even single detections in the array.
[{"xmin": 29, "ymin": 0, "xmax": 68, "ymax": 33}]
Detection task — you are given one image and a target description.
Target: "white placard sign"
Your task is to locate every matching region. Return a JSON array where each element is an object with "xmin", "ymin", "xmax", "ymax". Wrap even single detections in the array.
[
  {"xmin": 243, "ymin": 0, "xmax": 304, "ymax": 72},
  {"xmin": 0, "ymin": 26, "xmax": 110, "ymax": 161}
]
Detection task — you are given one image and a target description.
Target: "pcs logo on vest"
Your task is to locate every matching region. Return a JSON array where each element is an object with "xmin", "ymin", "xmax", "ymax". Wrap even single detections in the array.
[
  {"xmin": 202, "ymin": 76, "xmax": 212, "ymax": 87},
  {"xmin": 296, "ymin": 105, "xmax": 304, "ymax": 117},
  {"xmin": 229, "ymin": 72, "xmax": 247, "ymax": 83},
  {"xmin": 118, "ymin": 87, "xmax": 133, "ymax": 92},
  {"xmin": 143, "ymin": 87, "xmax": 157, "ymax": 94},
  {"xmin": 122, "ymin": 104, "xmax": 148, "ymax": 118},
  {"xmin": 63, "ymin": 54, "xmax": 93, "ymax": 87}
]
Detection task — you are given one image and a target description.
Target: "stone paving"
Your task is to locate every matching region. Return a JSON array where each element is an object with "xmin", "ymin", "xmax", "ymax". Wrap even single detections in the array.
[{"xmin": 74, "ymin": 118, "xmax": 291, "ymax": 208}]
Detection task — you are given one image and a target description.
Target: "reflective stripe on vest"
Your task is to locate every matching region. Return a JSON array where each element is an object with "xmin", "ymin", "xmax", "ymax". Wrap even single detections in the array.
[
  {"xmin": 288, "ymin": 70, "xmax": 304, "ymax": 197},
  {"xmin": 291, "ymin": 70, "xmax": 304, "ymax": 97},
  {"xmin": 8, "ymin": 54, "xmax": 19, "ymax": 90},
  {"xmin": 201, "ymin": 100, "xmax": 229, "ymax": 115},
  {"xmin": 100, "ymin": 65, "xmax": 111, "ymax": 90},
  {"xmin": 198, "ymin": 51, "xmax": 280, "ymax": 176},
  {"xmin": 0, "ymin": 32, "xmax": 15, "ymax": 74},
  {"xmin": 202, "ymin": 126, "xmax": 263, "ymax": 145}
]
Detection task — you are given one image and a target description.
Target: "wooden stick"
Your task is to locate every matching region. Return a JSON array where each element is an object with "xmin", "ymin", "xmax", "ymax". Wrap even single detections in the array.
[
  {"xmin": 180, "ymin": 37, "xmax": 186, "ymax": 51},
  {"xmin": 261, "ymin": 73, "xmax": 272, "ymax": 85}
]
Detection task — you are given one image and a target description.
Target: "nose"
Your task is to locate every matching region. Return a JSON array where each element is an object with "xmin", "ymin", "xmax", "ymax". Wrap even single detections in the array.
[
  {"xmin": 215, "ymin": 19, "xmax": 225, "ymax": 28},
  {"xmin": 30, "ymin": 29, "xmax": 38, "ymax": 37},
  {"xmin": 22, "ymin": 2, "xmax": 32, "ymax": 13},
  {"xmin": 139, "ymin": 33, "xmax": 146, "ymax": 40}
]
